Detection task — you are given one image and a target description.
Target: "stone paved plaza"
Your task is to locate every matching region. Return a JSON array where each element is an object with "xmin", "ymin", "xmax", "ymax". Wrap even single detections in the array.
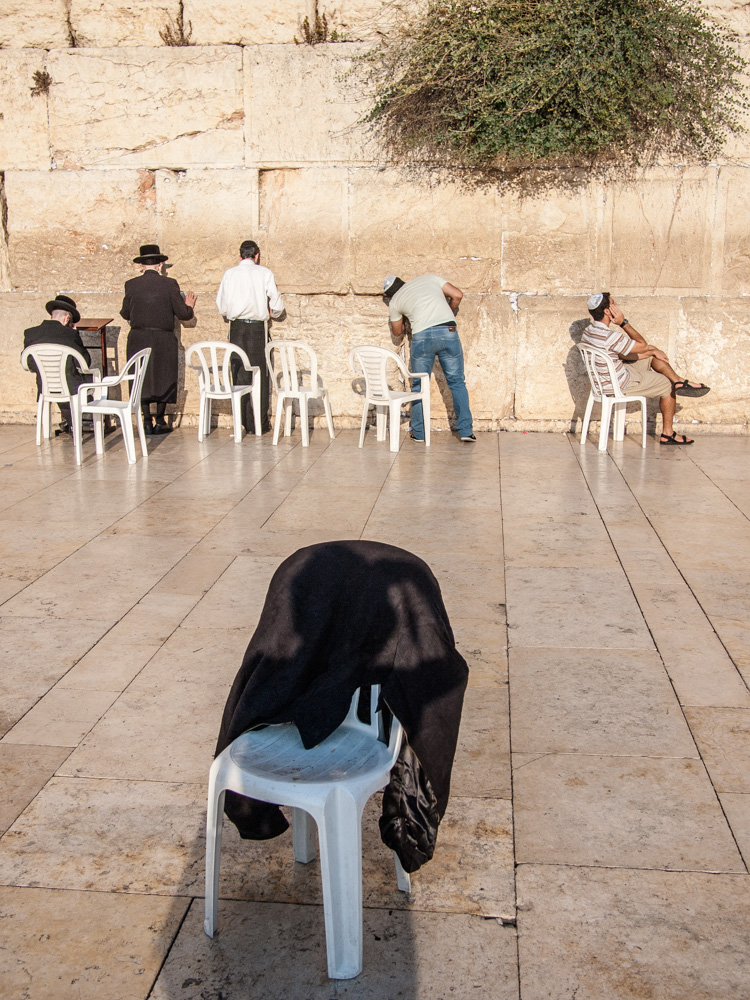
[{"xmin": 1, "ymin": 422, "xmax": 750, "ymax": 999}]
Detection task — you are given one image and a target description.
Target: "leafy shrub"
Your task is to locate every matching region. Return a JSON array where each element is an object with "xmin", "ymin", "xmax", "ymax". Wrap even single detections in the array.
[{"xmin": 364, "ymin": 0, "xmax": 747, "ymax": 167}]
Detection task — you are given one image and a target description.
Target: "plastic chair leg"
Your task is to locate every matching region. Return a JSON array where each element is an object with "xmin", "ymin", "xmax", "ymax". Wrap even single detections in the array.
[
  {"xmin": 35, "ymin": 397, "xmax": 44, "ymax": 446},
  {"xmin": 292, "ymin": 807, "xmax": 317, "ymax": 863},
  {"xmin": 394, "ymin": 852, "xmax": 411, "ymax": 893},
  {"xmin": 121, "ymin": 415, "xmax": 137, "ymax": 464},
  {"xmin": 323, "ymin": 392, "xmax": 335, "ymax": 439},
  {"xmin": 204, "ymin": 399, "xmax": 212, "ymax": 439},
  {"xmin": 375, "ymin": 407, "xmax": 387, "ymax": 442},
  {"xmin": 388, "ymin": 401, "xmax": 401, "ymax": 452},
  {"xmin": 316, "ymin": 788, "xmax": 363, "ymax": 979},
  {"xmin": 71, "ymin": 397, "xmax": 83, "ymax": 465},
  {"xmin": 92, "ymin": 413, "xmax": 105, "ymax": 455},
  {"xmin": 204, "ymin": 784, "xmax": 226, "ymax": 938},
  {"xmin": 230, "ymin": 393, "xmax": 243, "ymax": 445},
  {"xmin": 581, "ymin": 393, "xmax": 594, "ymax": 442},
  {"xmin": 197, "ymin": 393, "xmax": 206, "ymax": 442},
  {"xmin": 41, "ymin": 399, "xmax": 52, "ymax": 441},
  {"xmin": 299, "ymin": 396, "xmax": 309, "ymax": 447},
  {"xmin": 422, "ymin": 387, "xmax": 431, "ymax": 447},
  {"xmin": 272, "ymin": 395, "xmax": 284, "ymax": 445},
  {"xmin": 358, "ymin": 402, "xmax": 368, "ymax": 448},
  {"xmin": 136, "ymin": 409, "xmax": 148, "ymax": 457},
  {"xmin": 640, "ymin": 399, "xmax": 647, "ymax": 448},
  {"xmin": 612, "ymin": 404, "xmax": 626, "ymax": 442},
  {"xmin": 598, "ymin": 398, "xmax": 612, "ymax": 451},
  {"xmin": 284, "ymin": 398, "xmax": 293, "ymax": 439},
  {"xmin": 251, "ymin": 379, "xmax": 262, "ymax": 438}
]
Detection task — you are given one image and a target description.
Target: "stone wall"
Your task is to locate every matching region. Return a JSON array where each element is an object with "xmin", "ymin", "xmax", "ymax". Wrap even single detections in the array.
[{"xmin": 2, "ymin": 0, "xmax": 749, "ymax": 433}]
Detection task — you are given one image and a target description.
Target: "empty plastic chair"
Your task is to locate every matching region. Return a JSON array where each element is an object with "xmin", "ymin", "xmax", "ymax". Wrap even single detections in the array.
[
  {"xmin": 349, "ymin": 344, "xmax": 431, "ymax": 452},
  {"xmin": 204, "ymin": 684, "xmax": 411, "ymax": 979},
  {"xmin": 265, "ymin": 340, "xmax": 334, "ymax": 447},
  {"xmin": 578, "ymin": 343, "xmax": 647, "ymax": 451},
  {"xmin": 185, "ymin": 341, "xmax": 261, "ymax": 445},
  {"xmin": 20, "ymin": 344, "xmax": 101, "ymax": 449},
  {"xmin": 74, "ymin": 348, "xmax": 151, "ymax": 465}
]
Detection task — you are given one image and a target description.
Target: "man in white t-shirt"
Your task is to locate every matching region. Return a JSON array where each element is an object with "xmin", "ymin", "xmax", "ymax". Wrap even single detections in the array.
[
  {"xmin": 383, "ymin": 274, "xmax": 475, "ymax": 442},
  {"xmin": 582, "ymin": 292, "xmax": 710, "ymax": 445}
]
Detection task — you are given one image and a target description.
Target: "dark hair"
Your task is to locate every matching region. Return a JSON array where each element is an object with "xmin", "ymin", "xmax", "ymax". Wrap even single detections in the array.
[
  {"xmin": 240, "ymin": 240, "xmax": 260, "ymax": 260},
  {"xmin": 384, "ymin": 277, "xmax": 405, "ymax": 303},
  {"xmin": 589, "ymin": 292, "xmax": 610, "ymax": 322}
]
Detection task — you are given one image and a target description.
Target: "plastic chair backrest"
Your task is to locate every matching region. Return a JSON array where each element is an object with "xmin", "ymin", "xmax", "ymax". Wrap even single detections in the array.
[
  {"xmin": 186, "ymin": 342, "xmax": 250, "ymax": 396},
  {"xmin": 21, "ymin": 344, "xmax": 91, "ymax": 399},
  {"xmin": 122, "ymin": 349, "xmax": 151, "ymax": 410},
  {"xmin": 577, "ymin": 343, "xmax": 626, "ymax": 400},
  {"xmin": 267, "ymin": 341, "xmax": 318, "ymax": 394},
  {"xmin": 349, "ymin": 345, "xmax": 410, "ymax": 402}
]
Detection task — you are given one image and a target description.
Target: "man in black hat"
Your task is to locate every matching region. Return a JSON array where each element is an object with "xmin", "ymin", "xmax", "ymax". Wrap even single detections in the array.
[{"xmin": 23, "ymin": 294, "xmax": 94, "ymax": 433}]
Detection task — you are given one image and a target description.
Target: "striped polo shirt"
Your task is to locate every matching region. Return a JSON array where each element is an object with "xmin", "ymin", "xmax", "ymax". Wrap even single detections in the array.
[{"xmin": 581, "ymin": 320, "xmax": 636, "ymax": 392}]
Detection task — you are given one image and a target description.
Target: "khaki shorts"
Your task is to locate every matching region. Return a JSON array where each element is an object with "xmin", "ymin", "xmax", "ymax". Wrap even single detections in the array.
[{"xmin": 622, "ymin": 358, "xmax": 672, "ymax": 399}]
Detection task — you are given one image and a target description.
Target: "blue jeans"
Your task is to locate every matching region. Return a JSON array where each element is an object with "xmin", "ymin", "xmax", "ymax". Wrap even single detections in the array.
[{"xmin": 409, "ymin": 323, "xmax": 473, "ymax": 439}]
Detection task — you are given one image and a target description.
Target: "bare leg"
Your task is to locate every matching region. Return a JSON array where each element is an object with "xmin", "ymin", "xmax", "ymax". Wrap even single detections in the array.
[
  {"xmin": 659, "ymin": 393, "xmax": 693, "ymax": 443},
  {"xmin": 650, "ymin": 356, "xmax": 704, "ymax": 390}
]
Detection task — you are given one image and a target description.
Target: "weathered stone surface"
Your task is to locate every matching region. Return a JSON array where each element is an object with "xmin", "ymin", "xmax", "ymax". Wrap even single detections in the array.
[
  {"xmin": 186, "ymin": 0, "xmax": 304, "ymax": 45},
  {"xmin": 68, "ymin": 0, "xmax": 180, "ymax": 47},
  {"xmin": 720, "ymin": 167, "xmax": 750, "ymax": 294},
  {"xmin": 0, "ymin": 0, "xmax": 68, "ymax": 47},
  {"xmin": 502, "ymin": 174, "xmax": 603, "ymax": 293},
  {"xmin": 48, "ymin": 47, "xmax": 244, "ymax": 169},
  {"xmin": 5, "ymin": 170, "xmax": 158, "ymax": 292},
  {"xmin": 244, "ymin": 44, "xmax": 371, "ymax": 165},
  {"xmin": 350, "ymin": 168, "xmax": 502, "ymax": 294},
  {"xmin": 0, "ymin": 51, "xmax": 51, "ymax": 170},
  {"xmin": 609, "ymin": 167, "xmax": 714, "ymax": 294},
  {"xmin": 260, "ymin": 168, "xmax": 349, "ymax": 293},
  {"xmin": 325, "ymin": 0, "xmax": 424, "ymax": 40},
  {"xmin": 156, "ymin": 168, "xmax": 259, "ymax": 292}
]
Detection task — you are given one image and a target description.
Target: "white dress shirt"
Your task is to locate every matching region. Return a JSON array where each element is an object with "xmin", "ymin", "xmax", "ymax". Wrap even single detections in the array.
[{"xmin": 216, "ymin": 259, "xmax": 284, "ymax": 322}]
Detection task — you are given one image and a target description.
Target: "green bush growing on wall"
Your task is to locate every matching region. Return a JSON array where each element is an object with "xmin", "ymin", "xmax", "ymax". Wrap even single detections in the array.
[{"xmin": 364, "ymin": 0, "xmax": 747, "ymax": 167}]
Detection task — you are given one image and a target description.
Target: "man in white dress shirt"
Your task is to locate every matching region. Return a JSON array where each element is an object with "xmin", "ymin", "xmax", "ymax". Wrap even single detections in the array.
[{"xmin": 216, "ymin": 240, "xmax": 284, "ymax": 434}]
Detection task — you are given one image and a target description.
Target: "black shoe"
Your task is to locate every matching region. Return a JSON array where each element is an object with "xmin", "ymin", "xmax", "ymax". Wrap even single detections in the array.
[
  {"xmin": 142, "ymin": 419, "xmax": 155, "ymax": 436},
  {"xmin": 56, "ymin": 420, "xmax": 72, "ymax": 436},
  {"xmin": 460, "ymin": 434, "xmax": 476, "ymax": 443},
  {"xmin": 409, "ymin": 431, "xmax": 425, "ymax": 442},
  {"xmin": 154, "ymin": 420, "xmax": 172, "ymax": 434}
]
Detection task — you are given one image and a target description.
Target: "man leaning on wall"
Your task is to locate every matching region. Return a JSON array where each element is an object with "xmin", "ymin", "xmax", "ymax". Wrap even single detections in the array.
[
  {"xmin": 582, "ymin": 292, "xmax": 711, "ymax": 446},
  {"xmin": 216, "ymin": 240, "xmax": 285, "ymax": 435}
]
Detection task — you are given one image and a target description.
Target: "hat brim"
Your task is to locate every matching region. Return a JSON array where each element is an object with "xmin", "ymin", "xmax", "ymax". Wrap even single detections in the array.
[
  {"xmin": 45, "ymin": 299, "xmax": 81, "ymax": 324},
  {"xmin": 133, "ymin": 254, "xmax": 169, "ymax": 264}
]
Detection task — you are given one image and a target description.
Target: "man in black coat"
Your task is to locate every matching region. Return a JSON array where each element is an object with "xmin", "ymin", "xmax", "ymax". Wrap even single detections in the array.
[{"xmin": 23, "ymin": 294, "xmax": 93, "ymax": 432}]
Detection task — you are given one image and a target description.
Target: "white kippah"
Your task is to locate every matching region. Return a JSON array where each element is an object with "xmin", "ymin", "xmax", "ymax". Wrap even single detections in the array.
[
  {"xmin": 383, "ymin": 275, "xmax": 398, "ymax": 293},
  {"xmin": 587, "ymin": 293, "xmax": 604, "ymax": 310}
]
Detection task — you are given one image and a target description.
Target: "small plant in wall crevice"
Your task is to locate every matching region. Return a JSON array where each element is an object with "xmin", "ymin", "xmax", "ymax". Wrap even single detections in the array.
[
  {"xmin": 30, "ymin": 70, "xmax": 52, "ymax": 97},
  {"xmin": 363, "ymin": 0, "xmax": 748, "ymax": 170}
]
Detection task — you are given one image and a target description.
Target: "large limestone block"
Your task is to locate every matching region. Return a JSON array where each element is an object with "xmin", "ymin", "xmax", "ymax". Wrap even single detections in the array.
[
  {"xmin": 68, "ymin": 0, "xmax": 181, "ymax": 47},
  {"xmin": 5, "ymin": 170, "xmax": 158, "ymax": 292},
  {"xmin": 47, "ymin": 48, "xmax": 244, "ymax": 169},
  {"xmin": 186, "ymin": 0, "xmax": 303, "ymax": 44},
  {"xmin": 720, "ymin": 167, "xmax": 750, "ymax": 294},
  {"xmin": 0, "ymin": 1, "xmax": 69, "ymax": 48},
  {"xmin": 0, "ymin": 294, "xmax": 53, "ymax": 413},
  {"xmin": 0, "ymin": 52, "xmax": 51, "ymax": 170},
  {"xmin": 456, "ymin": 294, "xmax": 515, "ymax": 424},
  {"xmin": 259, "ymin": 168, "xmax": 349, "ymax": 293},
  {"xmin": 675, "ymin": 297, "xmax": 750, "ymax": 426},
  {"xmin": 609, "ymin": 168, "xmax": 714, "ymax": 294},
  {"xmin": 350, "ymin": 168, "xmax": 502, "ymax": 294},
  {"xmin": 155, "ymin": 169, "xmax": 259, "ymax": 292},
  {"xmin": 323, "ymin": 0, "xmax": 425, "ymax": 40},
  {"xmin": 502, "ymin": 174, "xmax": 604, "ymax": 294},
  {"xmin": 244, "ymin": 44, "xmax": 371, "ymax": 165}
]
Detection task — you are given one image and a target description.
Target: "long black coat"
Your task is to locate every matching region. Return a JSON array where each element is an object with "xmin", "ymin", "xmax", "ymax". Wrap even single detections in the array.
[
  {"xmin": 121, "ymin": 270, "xmax": 194, "ymax": 404},
  {"xmin": 215, "ymin": 540, "xmax": 469, "ymax": 872},
  {"xmin": 22, "ymin": 319, "xmax": 92, "ymax": 396}
]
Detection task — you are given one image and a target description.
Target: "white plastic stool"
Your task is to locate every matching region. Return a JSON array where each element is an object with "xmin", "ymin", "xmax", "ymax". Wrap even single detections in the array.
[{"xmin": 204, "ymin": 686, "xmax": 411, "ymax": 979}]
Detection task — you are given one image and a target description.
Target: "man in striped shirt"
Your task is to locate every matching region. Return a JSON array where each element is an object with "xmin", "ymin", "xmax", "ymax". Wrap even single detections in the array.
[{"xmin": 582, "ymin": 293, "xmax": 710, "ymax": 445}]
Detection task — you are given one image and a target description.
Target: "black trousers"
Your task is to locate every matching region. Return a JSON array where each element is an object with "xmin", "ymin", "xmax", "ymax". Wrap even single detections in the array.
[{"xmin": 229, "ymin": 320, "xmax": 270, "ymax": 434}]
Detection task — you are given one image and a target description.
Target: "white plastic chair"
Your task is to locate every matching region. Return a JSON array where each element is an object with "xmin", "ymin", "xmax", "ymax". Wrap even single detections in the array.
[
  {"xmin": 74, "ymin": 348, "xmax": 151, "ymax": 465},
  {"xmin": 20, "ymin": 344, "xmax": 101, "ymax": 448},
  {"xmin": 265, "ymin": 341, "xmax": 334, "ymax": 447},
  {"xmin": 578, "ymin": 344, "xmax": 647, "ymax": 451},
  {"xmin": 349, "ymin": 345, "xmax": 431, "ymax": 452},
  {"xmin": 204, "ymin": 685, "xmax": 411, "ymax": 980},
  {"xmin": 185, "ymin": 342, "xmax": 261, "ymax": 445}
]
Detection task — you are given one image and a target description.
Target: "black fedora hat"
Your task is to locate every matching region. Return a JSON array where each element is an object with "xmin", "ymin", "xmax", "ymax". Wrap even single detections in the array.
[
  {"xmin": 133, "ymin": 243, "xmax": 169, "ymax": 264},
  {"xmin": 45, "ymin": 293, "xmax": 81, "ymax": 325}
]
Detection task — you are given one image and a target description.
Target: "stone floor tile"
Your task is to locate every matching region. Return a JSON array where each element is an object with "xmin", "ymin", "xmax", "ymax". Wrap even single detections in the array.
[
  {"xmin": 510, "ymin": 647, "xmax": 698, "ymax": 756},
  {"xmin": 516, "ymin": 865, "xmax": 750, "ymax": 1000},
  {"xmin": 180, "ymin": 554, "xmax": 281, "ymax": 630},
  {"xmin": 0, "ymin": 885, "xmax": 189, "ymax": 1000},
  {"xmin": 0, "ymin": 616, "xmax": 111, "ymax": 737},
  {"xmin": 0, "ymin": 745, "xmax": 70, "ymax": 834},
  {"xmin": 2, "ymin": 686, "xmax": 120, "ymax": 747},
  {"xmin": 716, "ymin": 792, "xmax": 750, "ymax": 868},
  {"xmin": 451, "ymin": 683, "xmax": 511, "ymax": 798},
  {"xmin": 452, "ymin": 616, "xmax": 508, "ymax": 683},
  {"xmin": 502, "ymin": 512, "xmax": 620, "ymax": 569},
  {"xmin": 506, "ymin": 567, "xmax": 654, "ymax": 650},
  {"xmin": 150, "ymin": 899, "xmax": 519, "ymax": 1000},
  {"xmin": 684, "ymin": 707, "xmax": 750, "ymax": 792},
  {"xmin": 105, "ymin": 495, "xmax": 238, "ymax": 538},
  {"xmin": 513, "ymin": 752, "xmax": 743, "ymax": 871},
  {"xmin": 424, "ymin": 551, "xmax": 506, "ymax": 616}
]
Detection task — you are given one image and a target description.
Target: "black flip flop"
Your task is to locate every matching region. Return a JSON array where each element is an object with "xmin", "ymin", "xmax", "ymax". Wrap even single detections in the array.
[
  {"xmin": 673, "ymin": 380, "xmax": 710, "ymax": 397},
  {"xmin": 660, "ymin": 432, "xmax": 694, "ymax": 445}
]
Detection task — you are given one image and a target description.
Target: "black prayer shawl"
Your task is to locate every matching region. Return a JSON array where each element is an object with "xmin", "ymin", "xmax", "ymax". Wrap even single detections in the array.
[{"xmin": 215, "ymin": 540, "xmax": 468, "ymax": 872}]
